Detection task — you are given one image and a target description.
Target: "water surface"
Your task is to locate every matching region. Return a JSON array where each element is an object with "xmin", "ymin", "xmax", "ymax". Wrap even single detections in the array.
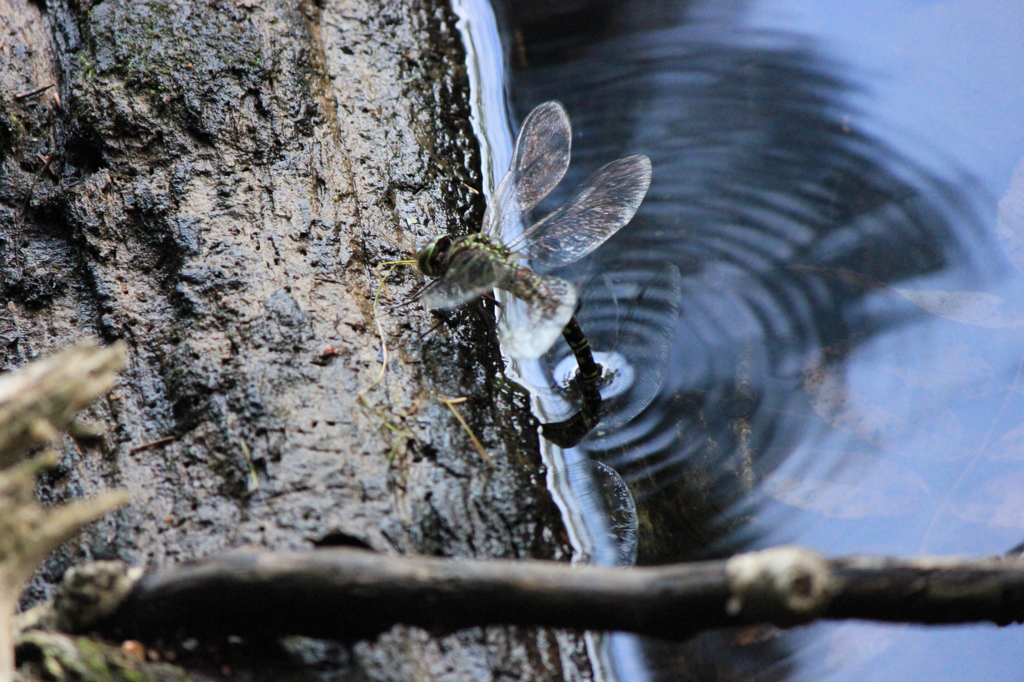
[{"xmin": 495, "ymin": 0, "xmax": 1024, "ymax": 680}]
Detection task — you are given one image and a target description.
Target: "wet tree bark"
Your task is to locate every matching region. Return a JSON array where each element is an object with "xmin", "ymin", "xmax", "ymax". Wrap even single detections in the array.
[{"xmin": 0, "ymin": 0, "xmax": 590, "ymax": 679}]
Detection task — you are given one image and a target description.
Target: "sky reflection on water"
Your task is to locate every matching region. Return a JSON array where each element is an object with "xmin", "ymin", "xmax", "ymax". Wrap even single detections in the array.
[
  {"xmin": 496, "ymin": 0, "xmax": 1024, "ymax": 680},
  {"xmin": 745, "ymin": 2, "xmax": 1024, "ymax": 681}
]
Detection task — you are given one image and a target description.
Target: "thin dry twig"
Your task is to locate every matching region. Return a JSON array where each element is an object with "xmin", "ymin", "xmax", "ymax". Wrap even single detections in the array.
[
  {"xmin": 84, "ymin": 546, "xmax": 1024, "ymax": 645},
  {"xmin": 127, "ymin": 436, "xmax": 175, "ymax": 454},
  {"xmin": 358, "ymin": 259, "xmax": 416, "ymax": 403},
  {"xmin": 17, "ymin": 153, "xmax": 54, "ymax": 222},
  {"xmin": 13, "ymin": 82, "xmax": 54, "ymax": 99},
  {"xmin": 0, "ymin": 339, "xmax": 130, "ymax": 682},
  {"xmin": 355, "ymin": 260, "xmax": 419, "ymax": 464},
  {"xmin": 239, "ymin": 440, "xmax": 259, "ymax": 496},
  {"xmin": 443, "ymin": 397, "xmax": 490, "ymax": 462},
  {"xmin": 0, "ymin": 339, "xmax": 127, "ymax": 468}
]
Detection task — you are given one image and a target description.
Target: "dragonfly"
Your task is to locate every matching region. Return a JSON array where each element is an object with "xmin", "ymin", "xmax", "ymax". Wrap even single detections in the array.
[{"xmin": 415, "ymin": 101, "xmax": 652, "ymax": 363}]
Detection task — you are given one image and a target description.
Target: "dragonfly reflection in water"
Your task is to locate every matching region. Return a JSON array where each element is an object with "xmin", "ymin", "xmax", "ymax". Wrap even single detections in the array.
[{"xmin": 415, "ymin": 101, "xmax": 652, "ymax": 444}]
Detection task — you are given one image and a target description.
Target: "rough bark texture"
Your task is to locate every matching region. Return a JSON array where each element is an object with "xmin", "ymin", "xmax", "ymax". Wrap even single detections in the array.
[{"xmin": 0, "ymin": 0, "xmax": 589, "ymax": 678}]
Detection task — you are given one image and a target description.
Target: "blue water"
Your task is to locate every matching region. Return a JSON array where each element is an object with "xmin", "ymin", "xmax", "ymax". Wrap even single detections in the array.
[
  {"xmin": 457, "ymin": 0, "xmax": 1024, "ymax": 680},
  {"xmin": 745, "ymin": 3, "xmax": 1024, "ymax": 681}
]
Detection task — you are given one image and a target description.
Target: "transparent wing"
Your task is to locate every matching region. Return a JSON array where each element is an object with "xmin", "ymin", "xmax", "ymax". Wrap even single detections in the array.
[
  {"xmin": 421, "ymin": 249, "xmax": 509, "ymax": 310},
  {"xmin": 483, "ymin": 102, "xmax": 572, "ymax": 243},
  {"xmin": 498, "ymin": 272, "xmax": 576, "ymax": 359},
  {"xmin": 506, "ymin": 155, "xmax": 652, "ymax": 269}
]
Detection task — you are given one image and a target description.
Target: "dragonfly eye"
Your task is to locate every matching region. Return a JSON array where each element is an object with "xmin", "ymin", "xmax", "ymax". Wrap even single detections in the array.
[{"xmin": 417, "ymin": 235, "xmax": 452, "ymax": 278}]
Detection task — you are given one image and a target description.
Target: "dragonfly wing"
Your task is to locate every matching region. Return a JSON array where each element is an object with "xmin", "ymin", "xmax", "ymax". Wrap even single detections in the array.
[
  {"xmin": 421, "ymin": 249, "xmax": 505, "ymax": 310},
  {"xmin": 508, "ymin": 102, "xmax": 572, "ymax": 214},
  {"xmin": 499, "ymin": 273, "xmax": 576, "ymax": 359},
  {"xmin": 507, "ymin": 154, "xmax": 652, "ymax": 269},
  {"xmin": 483, "ymin": 102, "xmax": 572, "ymax": 242}
]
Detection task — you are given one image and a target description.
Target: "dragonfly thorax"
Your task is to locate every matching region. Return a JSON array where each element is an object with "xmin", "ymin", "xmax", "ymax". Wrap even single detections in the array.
[{"xmin": 417, "ymin": 233, "xmax": 512, "ymax": 279}]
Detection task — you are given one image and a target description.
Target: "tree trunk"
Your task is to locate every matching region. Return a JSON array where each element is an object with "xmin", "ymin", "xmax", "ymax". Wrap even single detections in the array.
[{"xmin": 0, "ymin": 0, "xmax": 590, "ymax": 678}]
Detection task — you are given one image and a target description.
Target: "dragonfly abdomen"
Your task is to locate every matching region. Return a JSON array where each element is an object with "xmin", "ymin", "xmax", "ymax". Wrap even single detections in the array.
[
  {"xmin": 505, "ymin": 267, "xmax": 565, "ymax": 313},
  {"xmin": 562, "ymin": 316, "xmax": 602, "ymax": 384},
  {"xmin": 541, "ymin": 315, "xmax": 604, "ymax": 448}
]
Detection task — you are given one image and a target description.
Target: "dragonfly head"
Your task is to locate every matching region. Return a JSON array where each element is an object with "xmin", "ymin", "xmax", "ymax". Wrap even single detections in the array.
[{"xmin": 416, "ymin": 234, "xmax": 453, "ymax": 278}]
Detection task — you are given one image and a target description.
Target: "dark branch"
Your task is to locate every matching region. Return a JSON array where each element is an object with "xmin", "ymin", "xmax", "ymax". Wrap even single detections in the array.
[{"xmin": 82, "ymin": 547, "xmax": 1024, "ymax": 643}]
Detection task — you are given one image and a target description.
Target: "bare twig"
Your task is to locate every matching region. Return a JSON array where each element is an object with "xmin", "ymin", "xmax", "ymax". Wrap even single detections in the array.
[
  {"xmin": 0, "ymin": 340, "xmax": 130, "ymax": 682},
  {"xmin": 443, "ymin": 396, "xmax": 490, "ymax": 462},
  {"xmin": 85, "ymin": 546, "xmax": 1024, "ymax": 645},
  {"xmin": 127, "ymin": 436, "xmax": 176, "ymax": 454},
  {"xmin": 358, "ymin": 259, "xmax": 416, "ymax": 402},
  {"xmin": 1, "ymin": 454, "xmax": 129, "ymax": 682},
  {"xmin": 17, "ymin": 153, "xmax": 54, "ymax": 222},
  {"xmin": 13, "ymin": 82, "xmax": 54, "ymax": 99},
  {"xmin": 0, "ymin": 339, "xmax": 127, "ymax": 468}
]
